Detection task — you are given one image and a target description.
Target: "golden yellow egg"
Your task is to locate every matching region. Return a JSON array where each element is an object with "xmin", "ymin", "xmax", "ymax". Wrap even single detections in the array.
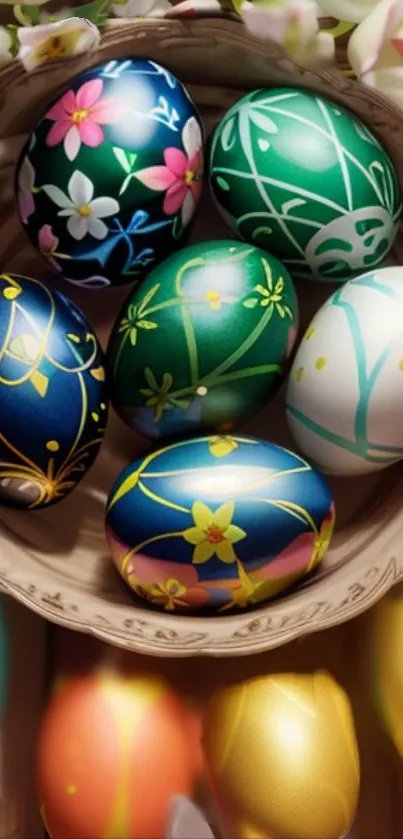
[
  {"xmin": 202, "ymin": 671, "xmax": 360, "ymax": 839},
  {"xmin": 372, "ymin": 586, "xmax": 403, "ymax": 757}
]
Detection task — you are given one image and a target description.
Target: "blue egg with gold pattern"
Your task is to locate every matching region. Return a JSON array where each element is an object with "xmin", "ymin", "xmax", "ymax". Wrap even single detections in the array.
[
  {"xmin": 105, "ymin": 435, "xmax": 335, "ymax": 614},
  {"xmin": 16, "ymin": 57, "xmax": 204, "ymax": 289},
  {"xmin": 0, "ymin": 273, "xmax": 108, "ymax": 509}
]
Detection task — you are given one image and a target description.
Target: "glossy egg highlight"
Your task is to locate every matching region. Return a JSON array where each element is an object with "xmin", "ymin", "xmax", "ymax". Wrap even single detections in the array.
[
  {"xmin": 209, "ymin": 87, "xmax": 401, "ymax": 283},
  {"xmin": 105, "ymin": 435, "xmax": 335, "ymax": 613},
  {"xmin": 286, "ymin": 266, "xmax": 403, "ymax": 476},
  {"xmin": 0, "ymin": 272, "xmax": 107, "ymax": 509},
  {"xmin": 107, "ymin": 241, "xmax": 298, "ymax": 439},
  {"xmin": 16, "ymin": 58, "xmax": 204, "ymax": 289},
  {"xmin": 203, "ymin": 671, "xmax": 360, "ymax": 839},
  {"xmin": 37, "ymin": 672, "xmax": 198, "ymax": 839}
]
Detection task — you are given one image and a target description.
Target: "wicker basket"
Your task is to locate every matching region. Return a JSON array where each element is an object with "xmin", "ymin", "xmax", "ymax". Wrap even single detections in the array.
[{"xmin": 1, "ymin": 14, "xmax": 403, "ymax": 657}]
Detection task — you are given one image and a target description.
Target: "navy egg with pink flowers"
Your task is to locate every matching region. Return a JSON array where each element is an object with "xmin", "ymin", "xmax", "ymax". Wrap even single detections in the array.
[{"xmin": 15, "ymin": 57, "xmax": 205, "ymax": 289}]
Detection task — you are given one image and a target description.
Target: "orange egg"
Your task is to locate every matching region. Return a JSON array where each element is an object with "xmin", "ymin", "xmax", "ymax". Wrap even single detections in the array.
[{"xmin": 37, "ymin": 672, "xmax": 198, "ymax": 839}]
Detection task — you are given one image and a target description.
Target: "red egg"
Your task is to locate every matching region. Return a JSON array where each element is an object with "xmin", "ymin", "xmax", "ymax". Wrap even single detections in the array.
[{"xmin": 37, "ymin": 672, "xmax": 198, "ymax": 839}]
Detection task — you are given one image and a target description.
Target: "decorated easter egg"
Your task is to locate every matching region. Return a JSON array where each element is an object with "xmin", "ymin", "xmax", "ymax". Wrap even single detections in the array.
[
  {"xmin": 105, "ymin": 435, "xmax": 335, "ymax": 613},
  {"xmin": 286, "ymin": 265, "xmax": 403, "ymax": 476},
  {"xmin": 107, "ymin": 241, "xmax": 298, "ymax": 439},
  {"xmin": 37, "ymin": 672, "xmax": 198, "ymax": 839},
  {"xmin": 209, "ymin": 87, "xmax": 401, "ymax": 282},
  {"xmin": 16, "ymin": 58, "xmax": 204, "ymax": 290},
  {"xmin": 203, "ymin": 671, "xmax": 360, "ymax": 839},
  {"xmin": 0, "ymin": 272, "xmax": 107, "ymax": 509}
]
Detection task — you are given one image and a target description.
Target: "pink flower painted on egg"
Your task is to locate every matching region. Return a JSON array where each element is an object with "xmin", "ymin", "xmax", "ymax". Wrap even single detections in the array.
[
  {"xmin": 45, "ymin": 78, "xmax": 128, "ymax": 162},
  {"xmin": 135, "ymin": 116, "xmax": 203, "ymax": 226},
  {"xmin": 38, "ymin": 224, "xmax": 64, "ymax": 272}
]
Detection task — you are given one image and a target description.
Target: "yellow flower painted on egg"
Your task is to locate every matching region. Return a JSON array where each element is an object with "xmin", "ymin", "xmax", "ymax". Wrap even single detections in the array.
[
  {"xmin": 308, "ymin": 508, "xmax": 335, "ymax": 572},
  {"xmin": 183, "ymin": 500, "xmax": 246, "ymax": 564},
  {"xmin": 208, "ymin": 436, "xmax": 239, "ymax": 458},
  {"xmin": 220, "ymin": 559, "xmax": 264, "ymax": 611},
  {"xmin": 137, "ymin": 578, "xmax": 189, "ymax": 611}
]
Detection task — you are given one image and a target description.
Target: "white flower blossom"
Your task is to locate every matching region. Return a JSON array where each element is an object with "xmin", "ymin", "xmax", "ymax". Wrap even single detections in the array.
[
  {"xmin": 42, "ymin": 170, "xmax": 119, "ymax": 241},
  {"xmin": 17, "ymin": 17, "xmax": 100, "ymax": 72}
]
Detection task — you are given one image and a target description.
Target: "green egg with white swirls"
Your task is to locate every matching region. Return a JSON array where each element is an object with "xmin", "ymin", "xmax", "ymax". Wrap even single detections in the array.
[{"xmin": 209, "ymin": 87, "xmax": 402, "ymax": 283}]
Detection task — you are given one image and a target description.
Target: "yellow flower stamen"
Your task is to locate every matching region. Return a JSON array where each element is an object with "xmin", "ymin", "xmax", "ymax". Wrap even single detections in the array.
[{"xmin": 77, "ymin": 204, "xmax": 92, "ymax": 217}]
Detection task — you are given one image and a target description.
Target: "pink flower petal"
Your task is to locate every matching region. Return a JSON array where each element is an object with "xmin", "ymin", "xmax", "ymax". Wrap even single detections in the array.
[
  {"xmin": 78, "ymin": 117, "xmax": 104, "ymax": 147},
  {"xmin": 90, "ymin": 98, "xmax": 128, "ymax": 124},
  {"xmin": 46, "ymin": 89, "xmax": 76, "ymax": 120},
  {"xmin": 188, "ymin": 149, "xmax": 203, "ymax": 177},
  {"xmin": 19, "ymin": 190, "xmax": 35, "ymax": 225},
  {"xmin": 76, "ymin": 78, "xmax": 103, "ymax": 111},
  {"xmin": 164, "ymin": 147, "xmax": 188, "ymax": 178},
  {"xmin": 46, "ymin": 119, "xmax": 72, "ymax": 147},
  {"xmin": 135, "ymin": 165, "xmax": 177, "ymax": 191},
  {"xmin": 39, "ymin": 224, "xmax": 57, "ymax": 252},
  {"xmin": 164, "ymin": 181, "xmax": 188, "ymax": 215},
  {"xmin": 189, "ymin": 180, "xmax": 202, "ymax": 203}
]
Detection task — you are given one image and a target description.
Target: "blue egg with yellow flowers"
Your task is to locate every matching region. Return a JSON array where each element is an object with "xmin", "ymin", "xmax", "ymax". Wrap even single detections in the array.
[
  {"xmin": 0, "ymin": 273, "xmax": 108, "ymax": 509},
  {"xmin": 106, "ymin": 435, "xmax": 335, "ymax": 613}
]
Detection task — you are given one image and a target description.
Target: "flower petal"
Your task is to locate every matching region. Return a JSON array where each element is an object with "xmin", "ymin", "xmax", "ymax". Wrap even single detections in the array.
[
  {"xmin": 135, "ymin": 165, "xmax": 177, "ymax": 191},
  {"xmin": 182, "ymin": 116, "xmax": 202, "ymax": 158},
  {"xmin": 192, "ymin": 500, "xmax": 213, "ymax": 531},
  {"xmin": 38, "ymin": 224, "xmax": 57, "ymax": 251},
  {"xmin": 188, "ymin": 149, "xmax": 203, "ymax": 178},
  {"xmin": 78, "ymin": 116, "xmax": 104, "ymax": 148},
  {"xmin": 181, "ymin": 189, "xmax": 196, "ymax": 226},
  {"xmin": 46, "ymin": 119, "xmax": 72, "ymax": 147},
  {"xmin": 67, "ymin": 214, "xmax": 88, "ymax": 240},
  {"xmin": 164, "ymin": 147, "xmax": 188, "ymax": 178},
  {"xmin": 46, "ymin": 90, "xmax": 76, "ymax": 119},
  {"xmin": 42, "ymin": 183, "xmax": 72, "ymax": 209},
  {"xmin": 192, "ymin": 541, "xmax": 215, "ymax": 564},
  {"xmin": 216, "ymin": 540, "xmax": 236, "ymax": 563},
  {"xmin": 161, "ymin": 371, "xmax": 173, "ymax": 392},
  {"xmin": 64, "ymin": 125, "xmax": 81, "ymax": 161},
  {"xmin": 90, "ymin": 196, "xmax": 120, "ymax": 218},
  {"xmin": 91, "ymin": 97, "xmax": 129, "ymax": 124},
  {"xmin": 18, "ymin": 157, "xmax": 35, "ymax": 192},
  {"xmin": 68, "ymin": 170, "xmax": 93, "ymax": 205},
  {"xmin": 213, "ymin": 501, "xmax": 234, "ymax": 531},
  {"xmin": 183, "ymin": 527, "xmax": 205, "ymax": 546},
  {"xmin": 224, "ymin": 524, "xmax": 247, "ymax": 544},
  {"xmin": 164, "ymin": 181, "xmax": 188, "ymax": 216},
  {"xmin": 19, "ymin": 190, "xmax": 35, "ymax": 224},
  {"xmin": 76, "ymin": 78, "xmax": 103, "ymax": 110},
  {"xmin": 88, "ymin": 216, "xmax": 108, "ymax": 240}
]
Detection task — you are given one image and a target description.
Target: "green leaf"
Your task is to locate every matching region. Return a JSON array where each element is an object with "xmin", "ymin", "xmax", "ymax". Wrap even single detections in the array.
[
  {"xmin": 119, "ymin": 174, "xmax": 136, "ymax": 195},
  {"xmin": 138, "ymin": 283, "xmax": 160, "ymax": 314},
  {"xmin": 172, "ymin": 215, "xmax": 183, "ymax": 241},
  {"xmin": 113, "ymin": 147, "xmax": 131, "ymax": 174},
  {"xmin": 144, "ymin": 367, "xmax": 158, "ymax": 391},
  {"xmin": 129, "ymin": 328, "xmax": 137, "ymax": 346},
  {"xmin": 242, "ymin": 298, "xmax": 258, "ymax": 309},
  {"xmin": 15, "ymin": 5, "xmax": 41, "ymax": 25},
  {"xmin": 216, "ymin": 176, "xmax": 230, "ymax": 192},
  {"xmin": 68, "ymin": 0, "xmax": 112, "ymax": 26},
  {"xmin": 137, "ymin": 320, "xmax": 157, "ymax": 331}
]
